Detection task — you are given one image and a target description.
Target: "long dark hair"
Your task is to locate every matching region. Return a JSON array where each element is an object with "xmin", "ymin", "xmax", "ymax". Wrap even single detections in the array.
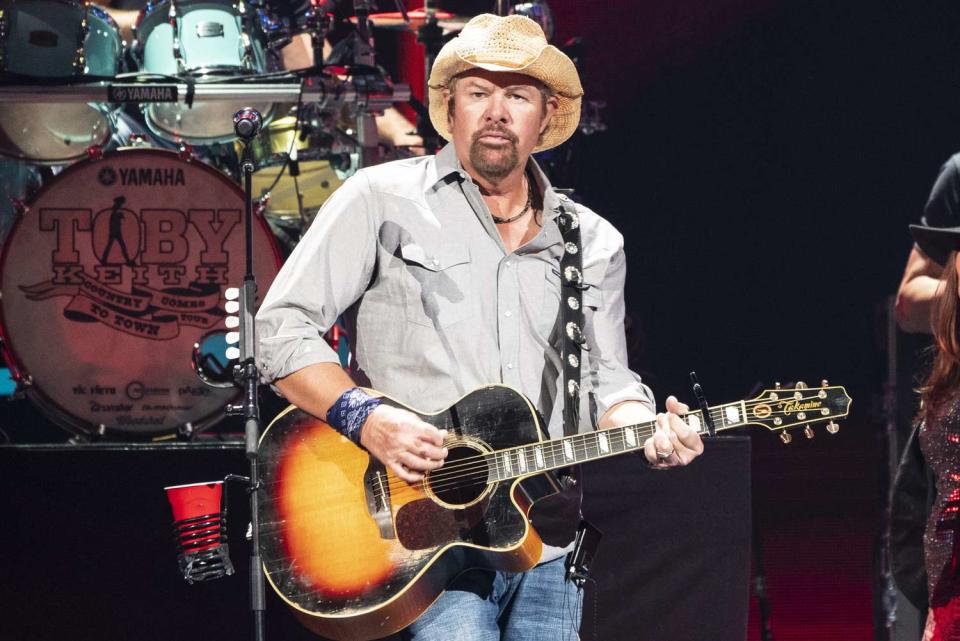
[{"xmin": 921, "ymin": 250, "xmax": 960, "ymax": 419}]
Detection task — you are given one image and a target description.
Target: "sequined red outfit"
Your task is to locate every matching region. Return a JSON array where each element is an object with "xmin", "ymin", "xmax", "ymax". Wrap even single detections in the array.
[{"xmin": 920, "ymin": 398, "xmax": 960, "ymax": 640}]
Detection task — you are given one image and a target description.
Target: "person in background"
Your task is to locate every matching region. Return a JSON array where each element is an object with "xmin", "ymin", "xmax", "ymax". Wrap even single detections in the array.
[
  {"xmin": 905, "ymin": 222, "xmax": 960, "ymax": 640},
  {"xmin": 896, "ymin": 155, "xmax": 960, "ymax": 333}
]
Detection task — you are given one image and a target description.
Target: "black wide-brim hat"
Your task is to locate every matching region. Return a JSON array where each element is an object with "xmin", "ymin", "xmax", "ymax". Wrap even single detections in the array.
[{"xmin": 909, "ymin": 224, "xmax": 960, "ymax": 266}]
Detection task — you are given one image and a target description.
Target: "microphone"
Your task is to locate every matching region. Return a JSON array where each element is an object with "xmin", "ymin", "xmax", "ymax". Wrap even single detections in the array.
[{"xmin": 233, "ymin": 108, "xmax": 263, "ymax": 141}]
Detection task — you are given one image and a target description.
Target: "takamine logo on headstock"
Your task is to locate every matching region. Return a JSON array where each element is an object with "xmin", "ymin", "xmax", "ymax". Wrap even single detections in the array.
[{"xmin": 734, "ymin": 379, "xmax": 852, "ymax": 443}]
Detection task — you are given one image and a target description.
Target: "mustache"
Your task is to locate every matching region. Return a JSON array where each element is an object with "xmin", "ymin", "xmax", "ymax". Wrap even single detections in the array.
[{"xmin": 471, "ymin": 125, "xmax": 518, "ymax": 145}]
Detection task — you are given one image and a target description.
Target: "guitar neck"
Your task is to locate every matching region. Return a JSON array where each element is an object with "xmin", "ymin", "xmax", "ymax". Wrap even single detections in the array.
[{"xmin": 485, "ymin": 402, "xmax": 744, "ymax": 483}]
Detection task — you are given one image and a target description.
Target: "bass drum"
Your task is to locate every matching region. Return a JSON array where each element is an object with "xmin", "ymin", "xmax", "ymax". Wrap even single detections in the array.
[{"xmin": 0, "ymin": 148, "xmax": 281, "ymax": 437}]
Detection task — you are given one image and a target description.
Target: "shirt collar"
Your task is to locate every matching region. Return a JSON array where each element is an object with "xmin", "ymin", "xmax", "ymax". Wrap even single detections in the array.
[{"xmin": 431, "ymin": 143, "xmax": 566, "ymax": 222}]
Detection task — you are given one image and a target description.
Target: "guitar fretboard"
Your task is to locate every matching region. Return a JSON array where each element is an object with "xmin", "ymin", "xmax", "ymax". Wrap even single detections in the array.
[{"xmin": 484, "ymin": 402, "xmax": 747, "ymax": 483}]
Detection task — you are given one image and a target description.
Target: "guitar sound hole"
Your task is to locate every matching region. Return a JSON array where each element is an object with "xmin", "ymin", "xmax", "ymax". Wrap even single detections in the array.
[{"xmin": 429, "ymin": 445, "xmax": 490, "ymax": 506}]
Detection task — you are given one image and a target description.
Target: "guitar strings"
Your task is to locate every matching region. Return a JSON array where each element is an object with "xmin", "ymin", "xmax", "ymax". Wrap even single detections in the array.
[
  {"xmin": 369, "ymin": 392, "xmax": 841, "ymax": 498},
  {"xmin": 371, "ymin": 393, "xmax": 837, "ymax": 497},
  {"xmin": 375, "ymin": 399, "xmax": 830, "ymax": 500},
  {"xmin": 375, "ymin": 428, "xmax": 651, "ymax": 500},
  {"xmin": 378, "ymin": 424, "xmax": 700, "ymax": 500},
  {"xmin": 394, "ymin": 391, "xmax": 828, "ymax": 486}
]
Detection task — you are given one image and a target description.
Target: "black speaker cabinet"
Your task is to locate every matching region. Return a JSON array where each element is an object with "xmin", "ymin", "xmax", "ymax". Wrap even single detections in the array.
[{"xmin": 1, "ymin": 436, "xmax": 750, "ymax": 641}]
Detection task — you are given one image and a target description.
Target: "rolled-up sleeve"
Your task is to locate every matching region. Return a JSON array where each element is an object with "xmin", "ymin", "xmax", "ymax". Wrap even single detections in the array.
[
  {"xmin": 256, "ymin": 171, "xmax": 378, "ymax": 384},
  {"xmin": 587, "ymin": 242, "xmax": 656, "ymax": 418}
]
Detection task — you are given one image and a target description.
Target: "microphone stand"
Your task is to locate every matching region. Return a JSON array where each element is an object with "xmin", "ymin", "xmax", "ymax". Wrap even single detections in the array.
[{"xmin": 231, "ymin": 108, "xmax": 267, "ymax": 641}]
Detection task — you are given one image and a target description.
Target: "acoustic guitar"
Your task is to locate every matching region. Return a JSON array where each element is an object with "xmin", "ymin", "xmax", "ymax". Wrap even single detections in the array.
[{"xmin": 257, "ymin": 382, "xmax": 851, "ymax": 640}]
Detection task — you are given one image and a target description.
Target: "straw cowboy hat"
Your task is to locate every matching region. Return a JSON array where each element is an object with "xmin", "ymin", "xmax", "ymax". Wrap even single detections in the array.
[
  {"xmin": 427, "ymin": 13, "xmax": 584, "ymax": 152},
  {"xmin": 910, "ymin": 223, "xmax": 960, "ymax": 266}
]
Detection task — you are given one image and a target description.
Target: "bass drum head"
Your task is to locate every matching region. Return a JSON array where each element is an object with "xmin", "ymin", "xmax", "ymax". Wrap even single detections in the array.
[{"xmin": 0, "ymin": 148, "xmax": 281, "ymax": 436}]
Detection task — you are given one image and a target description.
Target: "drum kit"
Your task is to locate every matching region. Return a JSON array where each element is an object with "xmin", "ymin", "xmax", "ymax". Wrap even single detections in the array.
[{"xmin": 0, "ymin": 0, "xmax": 598, "ymax": 442}]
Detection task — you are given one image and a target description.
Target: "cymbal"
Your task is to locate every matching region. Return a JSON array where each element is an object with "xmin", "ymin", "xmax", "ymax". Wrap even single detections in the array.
[{"xmin": 351, "ymin": 8, "xmax": 470, "ymax": 33}]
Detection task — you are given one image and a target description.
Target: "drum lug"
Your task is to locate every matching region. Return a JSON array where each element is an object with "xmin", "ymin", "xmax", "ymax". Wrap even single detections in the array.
[
  {"xmin": 15, "ymin": 375, "xmax": 33, "ymax": 402},
  {"xmin": 169, "ymin": 1, "xmax": 186, "ymax": 75},
  {"xmin": 127, "ymin": 134, "xmax": 150, "ymax": 149},
  {"xmin": 68, "ymin": 424, "xmax": 105, "ymax": 444},
  {"xmin": 74, "ymin": 14, "xmax": 89, "ymax": 75},
  {"xmin": 178, "ymin": 422, "xmax": 195, "ymax": 440},
  {"xmin": 240, "ymin": 32, "xmax": 255, "ymax": 70},
  {"xmin": 10, "ymin": 198, "xmax": 28, "ymax": 218}
]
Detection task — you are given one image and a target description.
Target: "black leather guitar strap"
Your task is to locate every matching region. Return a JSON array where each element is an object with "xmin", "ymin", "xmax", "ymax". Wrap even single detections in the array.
[
  {"xmin": 555, "ymin": 199, "xmax": 586, "ymax": 438},
  {"xmin": 555, "ymin": 198, "xmax": 603, "ymax": 588}
]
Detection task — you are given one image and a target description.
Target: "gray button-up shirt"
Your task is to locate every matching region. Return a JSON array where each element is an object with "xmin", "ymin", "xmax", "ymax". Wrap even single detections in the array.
[{"xmin": 257, "ymin": 143, "xmax": 654, "ymax": 438}]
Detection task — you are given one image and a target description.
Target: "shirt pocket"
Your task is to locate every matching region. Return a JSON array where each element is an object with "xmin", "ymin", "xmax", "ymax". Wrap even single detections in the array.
[{"xmin": 398, "ymin": 237, "xmax": 473, "ymax": 328}]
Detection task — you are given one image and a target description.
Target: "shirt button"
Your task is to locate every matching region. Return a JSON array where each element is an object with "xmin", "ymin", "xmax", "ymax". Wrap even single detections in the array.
[
  {"xmin": 504, "ymin": 310, "xmax": 512, "ymax": 318},
  {"xmin": 506, "ymin": 363, "xmax": 514, "ymax": 369},
  {"xmin": 431, "ymin": 258, "xmax": 440, "ymax": 267},
  {"xmin": 505, "ymin": 260, "xmax": 512, "ymax": 267}
]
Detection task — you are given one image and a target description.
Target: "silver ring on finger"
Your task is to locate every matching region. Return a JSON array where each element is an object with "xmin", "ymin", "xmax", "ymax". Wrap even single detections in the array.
[{"xmin": 656, "ymin": 449, "xmax": 674, "ymax": 460}]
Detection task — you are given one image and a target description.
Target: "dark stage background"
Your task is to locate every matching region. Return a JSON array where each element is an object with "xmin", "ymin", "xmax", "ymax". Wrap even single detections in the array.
[{"xmin": 5, "ymin": 0, "xmax": 960, "ymax": 639}]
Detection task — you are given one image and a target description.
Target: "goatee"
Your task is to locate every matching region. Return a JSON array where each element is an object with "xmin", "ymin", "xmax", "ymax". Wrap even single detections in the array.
[{"xmin": 469, "ymin": 125, "xmax": 519, "ymax": 183}]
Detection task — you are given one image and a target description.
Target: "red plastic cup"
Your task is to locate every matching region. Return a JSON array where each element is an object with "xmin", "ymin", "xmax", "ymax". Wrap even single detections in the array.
[
  {"xmin": 165, "ymin": 480, "xmax": 223, "ymax": 522},
  {"xmin": 165, "ymin": 481, "xmax": 224, "ymax": 554}
]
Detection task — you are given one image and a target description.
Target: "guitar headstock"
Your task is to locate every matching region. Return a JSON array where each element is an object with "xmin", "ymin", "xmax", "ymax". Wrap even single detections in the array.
[{"xmin": 743, "ymin": 380, "xmax": 852, "ymax": 443}]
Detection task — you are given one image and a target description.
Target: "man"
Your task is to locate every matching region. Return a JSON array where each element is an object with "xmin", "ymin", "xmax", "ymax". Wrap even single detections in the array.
[
  {"xmin": 257, "ymin": 14, "xmax": 703, "ymax": 640},
  {"xmin": 896, "ymin": 154, "xmax": 960, "ymax": 332}
]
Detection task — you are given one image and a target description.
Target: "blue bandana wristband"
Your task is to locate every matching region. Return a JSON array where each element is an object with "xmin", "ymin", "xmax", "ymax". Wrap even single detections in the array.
[{"xmin": 326, "ymin": 387, "xmax": 382, "ymax": 445}]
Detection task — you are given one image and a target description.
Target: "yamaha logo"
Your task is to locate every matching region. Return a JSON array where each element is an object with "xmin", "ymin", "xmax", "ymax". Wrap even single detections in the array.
[{"xmin": 98, "ymin": 167, "xmax": 117, "ymax": 186}]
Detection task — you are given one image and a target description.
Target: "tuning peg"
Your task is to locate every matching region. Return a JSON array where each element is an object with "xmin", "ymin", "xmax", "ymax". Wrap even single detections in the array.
[
  {"xmin": 780, "ymin": 432, "xmax": 792, "ymax": 444},
  {"xmin": 796, "ymin": 381, "xmax": 808, "ymax": 390},
  {"xmin": 803, "ymin": 426, "xmax": 814, "ymax": 439},
  {"xmin": 821, "ymin": 379, "xmax": 829, "ymax": 387},
  {"xmin": 775, "ymin": 382, "xmax": 782, "ymax": 390},
  {"xmin": 826, "ymin": 421, "xmax": 840, "ymax": 434}
]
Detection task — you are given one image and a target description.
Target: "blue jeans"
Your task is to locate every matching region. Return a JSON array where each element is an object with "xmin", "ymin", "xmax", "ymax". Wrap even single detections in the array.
[{"xmin": 398, "ymin": 556, "xmax": 582, "ymax": 641}]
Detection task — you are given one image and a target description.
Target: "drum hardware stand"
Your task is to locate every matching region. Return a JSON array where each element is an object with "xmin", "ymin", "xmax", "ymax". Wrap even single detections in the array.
[
  {"xmin": 225, "ymin": 106, "xmax": 268, "ymax": 641},
  {"xmin": 352, "ymin": 0, "xmax": 383, "ymax": 168},
  {"xmin": 0, "ymin": 79, "xmax": 410, "ymax": 110},
  {"xmin": 415, "ymin": 0, "xmax": 443, "ymax": 154},
  {"xmin": 299, "ymin": 0, "xmax": 334, "ymax": 71}
]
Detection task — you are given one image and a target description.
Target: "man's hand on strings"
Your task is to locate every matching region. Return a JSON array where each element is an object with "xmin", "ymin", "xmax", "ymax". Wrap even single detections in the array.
[{"xmin": 360, "ymin": 405, "xmax": 449, "ymax": 483}]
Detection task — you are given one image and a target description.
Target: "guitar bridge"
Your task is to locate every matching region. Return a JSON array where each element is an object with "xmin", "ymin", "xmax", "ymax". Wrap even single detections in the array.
[{"xmin": 364, "ymin": 458, "xmax": 395, "ymax": 539}]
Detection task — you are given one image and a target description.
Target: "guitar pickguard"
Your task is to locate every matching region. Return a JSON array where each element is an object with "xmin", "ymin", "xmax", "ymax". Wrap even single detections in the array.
[{"xmin": 395, "ymin": 497, "xmax": 489, "ymax": 550}]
